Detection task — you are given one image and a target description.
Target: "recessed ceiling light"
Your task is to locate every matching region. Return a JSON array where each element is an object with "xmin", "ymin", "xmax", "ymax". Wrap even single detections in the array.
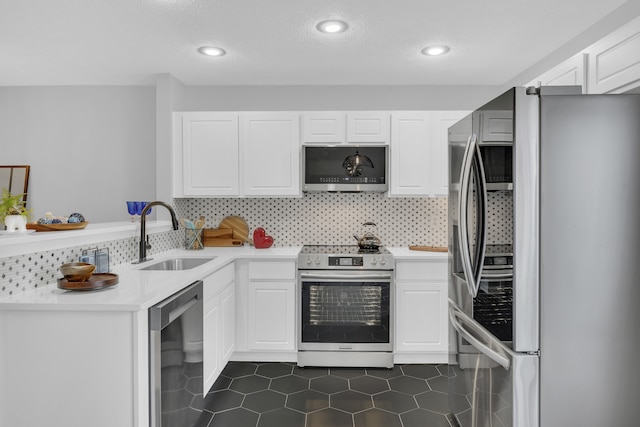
[
  {"xmin": 197, "ymin": 46, "xmax": 226, "ymax": 57},
  {"xmin": 316, "ymin": 20, "xmax": 348, "ymax": 34},
  {"xmin": 421, "ymin": 45, "xmax": 450, "ymax": 56}
]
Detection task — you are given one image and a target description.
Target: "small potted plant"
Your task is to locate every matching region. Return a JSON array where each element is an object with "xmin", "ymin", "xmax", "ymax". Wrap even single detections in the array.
[{"xmin": 1, "ymin": 188, "xmax": 31, "ymax": 232}]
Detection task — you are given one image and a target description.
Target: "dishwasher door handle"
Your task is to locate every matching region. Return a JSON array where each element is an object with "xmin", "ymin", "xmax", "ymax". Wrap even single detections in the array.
[{"xmin": 149, "ymin": 280, "xmax": 203, "ymax": 330}]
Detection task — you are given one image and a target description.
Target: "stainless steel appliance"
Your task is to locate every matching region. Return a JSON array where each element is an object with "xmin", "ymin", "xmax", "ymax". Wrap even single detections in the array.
[
  {"xmin": 297, "ymin": 245, "xmax": 394, "ymax": 368},
  {"xmin": 302, "ymin": 144, "xmax": 388, "ymax": 192},
  {"xmin": 448, "ymin": 86, "xmax": 640, "ymax": 427},
  {"xmin": 149, "ymin": 281, "xmax": 204, "ymax": 427}
]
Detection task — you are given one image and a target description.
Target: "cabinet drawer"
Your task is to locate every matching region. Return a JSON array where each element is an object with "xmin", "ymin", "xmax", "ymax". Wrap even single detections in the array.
[
  {"xmin": 396, "ymin": 260, "xmax": 447, "ymax": 281},
  {"xmin": 248, "ymin": 261, "xmax": 296, "ymax": 280}
]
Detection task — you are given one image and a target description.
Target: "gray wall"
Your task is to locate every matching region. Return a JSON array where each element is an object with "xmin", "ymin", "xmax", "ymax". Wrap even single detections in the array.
[
  {"xmin": 2, "ymin": 81, "xmax": 500, "ymax": 224},
  {"xmin": 0, "ymin": 86, "xmax": 156, "ymax": 223},
  {"xmin": 176, "ymin": 84, "xmax": 501, "ymax": 111}
]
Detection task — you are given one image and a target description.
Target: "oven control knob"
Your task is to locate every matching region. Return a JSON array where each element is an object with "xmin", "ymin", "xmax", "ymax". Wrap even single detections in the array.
[
  {"xmin": 379, "ymin": 258, "xmax": 386, "ymax": 266},
  {"xmin": 314, "ymin": 257, "xmax": 321, "ymax": 265},
  {"xmin": 370, "ymin": 257, "xmax": 378, "ymax": 265},
  {"xmin": 305, "ymin": 257, "xmax": 312, "ymax": 265}
]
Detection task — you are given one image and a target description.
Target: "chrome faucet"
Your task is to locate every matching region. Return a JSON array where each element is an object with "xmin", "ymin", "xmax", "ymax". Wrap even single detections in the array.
[{"xmin": 134, "ymin": 201, "xmax": 179, "ymax": 264}]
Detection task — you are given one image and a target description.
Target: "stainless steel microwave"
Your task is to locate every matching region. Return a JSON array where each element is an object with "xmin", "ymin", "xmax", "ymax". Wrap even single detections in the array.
[{"xmin": 302, "ymin": 145, "xmax": 388, "ymax": 192}]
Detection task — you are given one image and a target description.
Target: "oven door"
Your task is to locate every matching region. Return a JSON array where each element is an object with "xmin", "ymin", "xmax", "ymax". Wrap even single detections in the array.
[{"xmin": 298, "ymin": 270, "xmax": 393, "ymax": 352}]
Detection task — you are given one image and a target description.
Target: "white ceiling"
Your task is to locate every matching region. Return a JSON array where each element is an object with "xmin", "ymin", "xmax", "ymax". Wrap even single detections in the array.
[{"xmin": 0, "ymin": 0, "xmax": 634, "ymax": 87}]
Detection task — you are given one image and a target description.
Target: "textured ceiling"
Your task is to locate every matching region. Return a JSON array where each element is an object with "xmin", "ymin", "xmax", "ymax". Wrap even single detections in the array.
[{"xmin": 0, "ymin": 0, "xmax": 633, "ymax": 86}]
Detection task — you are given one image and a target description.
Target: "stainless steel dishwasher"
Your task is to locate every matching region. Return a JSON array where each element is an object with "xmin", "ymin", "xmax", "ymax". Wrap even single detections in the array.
[{"xmin": 149, "ymin": 281, "xmax": 204, "ymax": 427}]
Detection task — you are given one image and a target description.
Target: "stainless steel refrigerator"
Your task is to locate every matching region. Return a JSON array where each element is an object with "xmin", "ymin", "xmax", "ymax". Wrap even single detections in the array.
[{"xmin": 447, "ymin": 86, "xmax": 640, "ymax": 427}]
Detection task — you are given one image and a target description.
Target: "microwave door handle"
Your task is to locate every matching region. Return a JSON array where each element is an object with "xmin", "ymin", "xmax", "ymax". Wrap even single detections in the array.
[
  {"xmin": 458, "ymin": 134, "xmax": 479, "ymax": 297},
  {"xmin": 471, "ymin": 142, "xmax": 489, "ymax": 296},
  {"xmin": 448, "ymin": 303, "xmax": 511, "ymax": 370}
]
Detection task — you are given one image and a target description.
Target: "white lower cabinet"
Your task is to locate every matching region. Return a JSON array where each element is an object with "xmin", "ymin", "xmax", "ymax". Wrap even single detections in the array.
[
  {"xmin": 203, "ymin": 263, "xmax": 235, "ymax": 393},
  {"xmin": 246, "ymin": 261, "xmax": 296, "ymax": 351},
  {"xmin": 394, "ymin": 258, "xmax": 448, "ymax": 364}
]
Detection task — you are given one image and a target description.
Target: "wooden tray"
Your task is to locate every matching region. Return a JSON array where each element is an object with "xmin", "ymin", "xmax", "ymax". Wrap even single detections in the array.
[
  {"xmin": 57, "ymin": 273, "xmax": 118, "ymax": 291},
  {"xmin": 409, "ymin": 245, "xmax": 448, "ymax": 252},
  {"xmin": 27, "ymin": 221, "xmax": 88, "ymax": 232}
]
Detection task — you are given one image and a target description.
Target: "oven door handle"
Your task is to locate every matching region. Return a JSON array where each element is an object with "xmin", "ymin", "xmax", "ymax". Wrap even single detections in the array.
[{"xmin": 300, "ymin": 273, "xmax": 393, "ymax": 281}]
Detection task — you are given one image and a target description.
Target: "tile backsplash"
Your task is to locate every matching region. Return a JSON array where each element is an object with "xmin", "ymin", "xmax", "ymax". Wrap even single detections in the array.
[
  {"xmin": 174, "ymin": 194, "xmax": 449, "ymax": 248},
  {"xmin": 0, "ymin": 192, "xmax": 512, "ymax": 298},
  {"xmin": 0, "ymin": 230, "xmax": 179, "ymax": 298}
]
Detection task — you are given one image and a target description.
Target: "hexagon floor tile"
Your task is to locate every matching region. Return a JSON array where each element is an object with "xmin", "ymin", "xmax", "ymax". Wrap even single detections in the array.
[{"xmin": 194, "ymin": 362, "xmax": 457, "ymax": 427}]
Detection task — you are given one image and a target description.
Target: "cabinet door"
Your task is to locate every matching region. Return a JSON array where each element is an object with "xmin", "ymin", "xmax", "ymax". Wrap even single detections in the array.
[
  {"xmin": 346, "ymin": 112, "xmax": 390, "ymax": 143},
  {"xmin": 203, "ymin": 294, "xmax": 221, "ymax": 393},
  {"xmin": 395, "ymin": 281, "xmax": 447, "ymax": 353},
  {"xmin": 220, "ymin": 282, "xmax": 236, "ymax": 364},
  {"xmin": 302, "ymin": 112, "xmax": 346, "ymax": 143},
  {"xmin": 587, "ymin": 16, "xmax": 640, "ymax": 94},
  {"xmin": 247, "ymin": 281, "xmax": 296, "ymax": 351},
  {"xmin": 481, "ymin": 111, "xmax": 513, "ymax": 142},
  {"xmin": 527, "ymin": 53, "xmax": 586, "ymax": 92},
  {"xmin": 241, "ymin": 113, "xmax": 301, "ymax": 196},
  {"xmin": 430, "ymin": 111, "xmax": 470, "ymax": 196},
  {"xmin": 389, "ymin": 112, "xmax": 431, "ymax": 196},
  {"xmin": 181, "ymin": 112, "xmax": 239, "ymax": 196}
]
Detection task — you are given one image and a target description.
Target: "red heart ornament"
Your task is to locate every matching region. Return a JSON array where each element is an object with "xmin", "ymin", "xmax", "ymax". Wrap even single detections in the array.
[{"xmin": 253, "ymin": 227, "xmax": 274, "ymax": 249}]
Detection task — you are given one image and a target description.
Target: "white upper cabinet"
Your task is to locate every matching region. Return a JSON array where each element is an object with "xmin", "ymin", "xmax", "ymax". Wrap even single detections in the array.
[
  {"xmin": 587, "ymin": 16, "xmax": 640, "ymax": 94},
  {"xmin": 481, "ymin": 110, "xmax": 513, "ymax": 142},
  {"xmin": 175, "ymin": 111, "xmax": 301, "ymax": 197},
  {"xmin": 527, "ymin": 53, "xmax": 587, "ymax": 92},
  {"xmin": 346, "ymin": 112, "xmax": 390, "ymax": 143},
  {"xmin": 177, "ymin": 112, "xmax": 240, "ymax": 197},
  {"xmin": 302, "ymin": 112, "xmax": 390, "ymax": 144},
  {"xmin": 241, "ymin": 112, "xmax": 301, "ymax": 197},
  {"xmin": 389, "ymin": 111, "xmax": 469, "ymax": 197},
  {"xmin": 302, "ymin": 112, "xmax": 345, "ymax": 143},
  {"xmin": 389, "ymin": 112, "xmax": 431, "ymax": 196}
]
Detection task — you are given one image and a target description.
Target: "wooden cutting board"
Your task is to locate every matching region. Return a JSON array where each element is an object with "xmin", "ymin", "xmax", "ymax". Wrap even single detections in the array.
[
  {"xmin": 204, "ymin": 238, "xmax": 244, "ymax": 247},
  {"xmin": 203, "ymin": 228, "xmax": 233, "ymax": 239},
  {"xmin": 409, "ymin": 246, "xmax": 448, "ymax": 252},
  {"xmin": 218, "ymin": 216, "xmax": 250, "ymax": 243}
]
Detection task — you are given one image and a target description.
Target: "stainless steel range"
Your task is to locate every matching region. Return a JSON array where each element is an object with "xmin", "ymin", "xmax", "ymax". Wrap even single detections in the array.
[{"xmin": 297, "ymin": 245, "xmax": 394, "ymax": 368}]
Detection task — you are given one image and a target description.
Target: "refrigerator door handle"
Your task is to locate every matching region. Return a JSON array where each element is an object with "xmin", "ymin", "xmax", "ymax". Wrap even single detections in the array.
[
  {"xmin": 449, "ymin": 302, "xmax": 511, "ymax": 370},
  {"xmin": 458, "ymin": 134, "xmax": 475, "ymax": 296},
  {"xmin": 473, "ymin": 137, "xmax": 489, "ymax": 296},
  {"xmin": 457, "ymin": 133, "xmax": 487, "ymax": 297}
]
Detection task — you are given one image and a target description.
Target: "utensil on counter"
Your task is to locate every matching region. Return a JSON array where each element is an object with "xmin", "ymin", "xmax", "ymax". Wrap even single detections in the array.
[{"xmin": 182, "ymin": 216, "xmax": 206, "ymax": 250}]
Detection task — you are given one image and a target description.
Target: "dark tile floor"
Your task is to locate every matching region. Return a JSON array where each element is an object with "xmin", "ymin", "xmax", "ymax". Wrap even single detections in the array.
[{"xmin": 193, "ymin": 362, "xmax": 457, "ymax": 427}]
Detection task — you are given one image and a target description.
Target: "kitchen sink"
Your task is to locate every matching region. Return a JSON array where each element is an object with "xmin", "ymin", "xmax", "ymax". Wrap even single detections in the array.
[{"xmin": 139, "ymin": 257, "xmax": 216, "ymax": 271}]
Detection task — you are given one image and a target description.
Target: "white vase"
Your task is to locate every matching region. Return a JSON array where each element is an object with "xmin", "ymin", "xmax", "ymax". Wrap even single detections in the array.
[{"xmin": 4, "ymin": 215, "xmax": 27, "ymax": 232}]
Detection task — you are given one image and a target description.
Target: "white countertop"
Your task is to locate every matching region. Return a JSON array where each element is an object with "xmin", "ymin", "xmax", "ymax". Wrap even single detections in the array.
[
  {"xmin": 388, "ymin": 247, "xmax": 448, "ymax": 260},
  {"xmin": 0, "ymin": 245, "xmax": 446, "ymax": 312},
  {"xmin": 0, "ymin": 246, "xmax": 301, "ymax": 312}
]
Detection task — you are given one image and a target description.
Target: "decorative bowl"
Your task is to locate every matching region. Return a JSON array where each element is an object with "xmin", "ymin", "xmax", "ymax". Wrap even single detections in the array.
[{"xmin": 59, "ymin": 262, "xmax": 96, "ymax": 282}]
